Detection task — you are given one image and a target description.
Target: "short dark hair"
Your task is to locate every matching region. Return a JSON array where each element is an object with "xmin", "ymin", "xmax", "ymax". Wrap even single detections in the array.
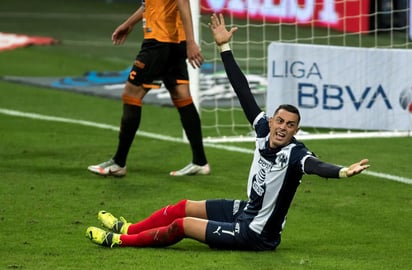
[{"xmin": 274, "ymin": 104, "xmax": 301, "ymax": 124}]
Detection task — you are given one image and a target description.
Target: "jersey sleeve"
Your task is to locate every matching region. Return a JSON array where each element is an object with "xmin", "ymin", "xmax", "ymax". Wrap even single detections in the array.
[
  {"xmin": 252, "ymin": 112, "xmax": 270, "ymax": 138},
  {"xmin": 220, "ymin": 50, "xmax": 262, "ymax": 125},
  {"xmin": 303, "ymin": 156, "xmax": 343, "ymax": 178}
]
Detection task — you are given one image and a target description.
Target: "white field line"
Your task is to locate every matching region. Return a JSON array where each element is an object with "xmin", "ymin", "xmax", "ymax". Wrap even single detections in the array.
[
  {"xmin": 1, "ymin": 108, "xmax": 411, "ymax": 185},
  {"xmin": 0, "ymin": 12, "xmax": 127, "ymax": 20}
]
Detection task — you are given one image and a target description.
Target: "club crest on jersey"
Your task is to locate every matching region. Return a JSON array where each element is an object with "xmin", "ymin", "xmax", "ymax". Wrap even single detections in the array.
[
  {"xmin": 276, "ymin": 152, "xmax": 288, "ymax": 168},
  {"xmin": 258, "ymin": 149, "xmax": 289, "ymax": 172},
  {"xmin": 272, "ymin": 151, "xmax": 288, "ymax": 171}
]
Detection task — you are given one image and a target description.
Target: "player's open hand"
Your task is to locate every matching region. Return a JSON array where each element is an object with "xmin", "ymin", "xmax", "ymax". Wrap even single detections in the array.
[
  {"xmin": 186, "ymin": 41, "xmax": 204, "ymax": 69},
  {"xmin": 347, "ymin": 159, "xmax": 370, "ymax": 177},
  {"xmin": 112, "ymin": 24, "xmax": 133, "ymax": 45},
  {"xmin": 208, "ymin": 13, "xmax": 238, "ymax": 45}
]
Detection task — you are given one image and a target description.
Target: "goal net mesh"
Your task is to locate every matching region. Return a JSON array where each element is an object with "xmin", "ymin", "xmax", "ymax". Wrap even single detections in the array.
[{"xmin": 196, "ymin": 0, "xmax": 412, "ymax": 142}]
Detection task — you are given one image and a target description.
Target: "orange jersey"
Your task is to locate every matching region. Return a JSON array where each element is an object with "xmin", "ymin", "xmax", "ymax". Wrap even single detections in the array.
[
  {"xmin": 176, "ymin": 12, "xmax": 186, "ymax": 42},
  {"xmin": 142, "ymin": 0, "xmax": 185, "ymax": 43}
]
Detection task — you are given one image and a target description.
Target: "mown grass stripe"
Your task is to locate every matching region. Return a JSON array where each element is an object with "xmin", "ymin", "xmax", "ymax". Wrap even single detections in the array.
[{"xmin": 1, "ymin": 107, "xmax": 410, "ymax": 185}]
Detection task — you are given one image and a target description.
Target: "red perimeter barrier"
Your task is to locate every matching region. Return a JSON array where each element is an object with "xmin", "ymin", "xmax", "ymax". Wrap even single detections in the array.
[
  {"xmin": 0, "ymin": 32, "xmax": 58, "ymax": 51},
  {"xmin": 201, "ymin": 0, "xmax": 370, "ymax": 33}
]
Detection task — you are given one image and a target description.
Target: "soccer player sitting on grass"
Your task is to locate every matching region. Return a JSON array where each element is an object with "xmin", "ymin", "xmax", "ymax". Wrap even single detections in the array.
[{"xmin": 85, "ymin": 13, "xmax": 370, "ymax": 251}]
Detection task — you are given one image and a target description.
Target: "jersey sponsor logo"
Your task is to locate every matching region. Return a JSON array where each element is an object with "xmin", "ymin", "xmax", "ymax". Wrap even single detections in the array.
[
  {"xmin": 252, "ymin": 180, "xmax": 265, "ymax": 196},
  {"xmin": 256, "ymin": 169, "xmax": 266, "ymax": 184},
  {"xmin": 252, "ymin": 170, "xmax": 266, "ymax": 196},
  {"xmin": 258, "ymin": 157, "xmax": 272, "ymax": 170}
]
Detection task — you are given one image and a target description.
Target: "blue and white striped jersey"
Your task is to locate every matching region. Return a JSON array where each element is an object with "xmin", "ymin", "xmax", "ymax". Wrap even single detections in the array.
[
  {"xmin": 241, "ymin": 112, "xmax": 314, "ymax": 241},
  {"xmin": 220, "ymin": 49, "xmax": 342, "ymax": 244}
]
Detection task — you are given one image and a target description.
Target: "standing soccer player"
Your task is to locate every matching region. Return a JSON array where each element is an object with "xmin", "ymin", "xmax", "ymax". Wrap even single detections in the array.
[
  {"xmin": 87, "ymin": 0, "xmax": 210, "ymax": 177},
  {"xmin": 85, "ymin": 14, "xmax": 370, "ymax": 251}
]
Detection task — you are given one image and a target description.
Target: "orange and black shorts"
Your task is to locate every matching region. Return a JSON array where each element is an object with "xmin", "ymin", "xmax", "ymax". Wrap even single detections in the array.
[{"xmin": 127, "ymin": 39, "xmax": 189, "ymax": 90}]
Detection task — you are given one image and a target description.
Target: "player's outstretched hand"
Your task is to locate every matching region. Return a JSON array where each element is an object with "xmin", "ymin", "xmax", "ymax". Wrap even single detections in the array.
[
  {"xmin": 347, "ymin": 159, "xmax": 370, "ymax": 177},
  {"xmin": 208, "ymin": 13, "xmax": 238, "ymax": 45}
]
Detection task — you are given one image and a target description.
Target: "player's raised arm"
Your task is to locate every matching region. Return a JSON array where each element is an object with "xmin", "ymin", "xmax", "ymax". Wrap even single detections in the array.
[{"xmin": 208, "ymin": 13, "xmax": 261, "ymax": 125}]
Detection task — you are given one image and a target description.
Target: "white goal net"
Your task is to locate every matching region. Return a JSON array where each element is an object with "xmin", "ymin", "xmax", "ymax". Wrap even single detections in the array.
[{"xmin": 192, "ymin": 0, "xmax": 412, "ymax": 142}]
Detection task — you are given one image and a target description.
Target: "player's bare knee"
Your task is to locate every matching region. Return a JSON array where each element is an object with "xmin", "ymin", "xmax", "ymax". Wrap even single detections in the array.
[{"xmin": 185, "ymin": 200, "xmax": 207, "ymax": 218}]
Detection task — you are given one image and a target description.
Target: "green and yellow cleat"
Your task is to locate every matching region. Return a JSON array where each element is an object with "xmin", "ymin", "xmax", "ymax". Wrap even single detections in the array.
[
  {"xmin": 98, "ymin": 210, "xmax": 130, "ymax": 234},
  {"xmin": 86, "ymin": 226, "xmax": 121, "ymax": 248}
]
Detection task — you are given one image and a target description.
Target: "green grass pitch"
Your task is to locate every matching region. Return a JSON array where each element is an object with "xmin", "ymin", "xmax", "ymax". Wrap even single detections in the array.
[{"xmin": 0, "ymin": 0, "xmax": 411, "ymax": 269}]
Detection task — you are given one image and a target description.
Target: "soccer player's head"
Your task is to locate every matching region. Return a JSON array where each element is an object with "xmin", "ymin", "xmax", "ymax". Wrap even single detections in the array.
[
  {"xmin": 274, "ymin": 104, "xmax": 301, "ymax": 124},
  {"xmin": 269, "ymin": 104, "xmax": 301, "ymax": 148}
]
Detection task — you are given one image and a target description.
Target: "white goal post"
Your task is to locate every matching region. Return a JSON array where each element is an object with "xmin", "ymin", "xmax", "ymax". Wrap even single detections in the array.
[{"xmin": 189, "ymin": 0, "xmax": 412, "ymax": 142}]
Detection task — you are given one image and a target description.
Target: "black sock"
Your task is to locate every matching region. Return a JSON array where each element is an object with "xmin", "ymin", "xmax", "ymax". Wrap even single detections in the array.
[
  {"xmin": 113, "ymin": 104, "xmax": 141, "ymax": 167},
  {"xmin": 178, "ymin": 104, "xmax": 207, "ymax": 165}
]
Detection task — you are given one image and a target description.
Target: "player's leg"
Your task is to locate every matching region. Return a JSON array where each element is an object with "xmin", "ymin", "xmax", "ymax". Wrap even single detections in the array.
[
  {"xmin": 87, "ymin": 216, "xmax": 208, "ymax": 248},
  {"xmin": 97, "ymin": 200, "xmax": 207, "ymax": 234},
  {"xmin": 205, "ymin": 200, "xmax": 280, "ymax": 251},
  {"xmin": 166, "ymin": 42, "xmax": 209, "ymax": 176},
  {"xmin": 202, "ymin": 199, "xmax": 258, "ymax": 250},
  {"xmin": 114, "ymin": 200, "xmax": 249, "ymax": 249},
  {"xmin": 87, "ymin": 40, "xmax": 167, "ymax": 177},
  {"xmin": 119, "ymin": 217, "xmax": 207, "ymax": 247},
  {"xmin": 169, "ymin": 85, "xmax": 209, "ymax": 176},
  {"xmin": 112, "ymin": 83, "xmax": 147, "ymax": 168},
  {"xmin": 86, "ymin": 82, "xmax": 146, "ymax": 177},
  {"xmin": 114, "ymin": 199, "xmax": 238, "ymax": 235},
  {"xmin": 87, "ymin": 201, "xmax": 209, "ymax": 248},
  {"xmin": 184, "ymin": 199, "xmax": 247, "ymax": 246},
  {"xmin": 126, "ymin": 199, "xmax": 190, "ymax": 234},
  {"xmin": 197, "ymin": 199, "xmax": 280, "ymax": 251},
  {"xmin": 205, "ymin": 199, "xmax": 247, "ymax": 222}
]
